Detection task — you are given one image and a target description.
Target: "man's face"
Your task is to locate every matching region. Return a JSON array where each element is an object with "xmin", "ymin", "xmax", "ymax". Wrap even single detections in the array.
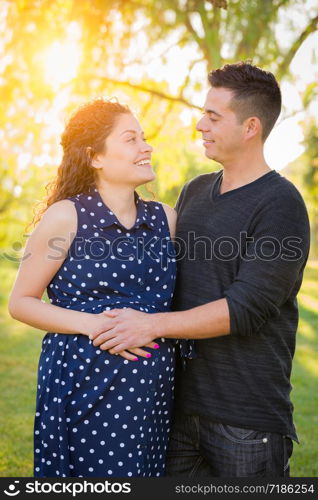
[{"xmin": 196, "ymin": 87, "xmax": 245, "ymax": 164}]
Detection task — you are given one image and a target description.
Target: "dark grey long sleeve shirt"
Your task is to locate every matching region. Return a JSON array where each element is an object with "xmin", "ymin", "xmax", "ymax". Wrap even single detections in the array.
[{"xmin": 173, "ymin": 169, "xmax": 310, "ymax": 440}]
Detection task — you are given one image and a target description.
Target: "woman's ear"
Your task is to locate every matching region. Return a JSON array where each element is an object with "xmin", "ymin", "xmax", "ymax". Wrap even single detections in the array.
[{"xmin": 86, "ymin": 147, "xmax": 101, "ymax": 170}]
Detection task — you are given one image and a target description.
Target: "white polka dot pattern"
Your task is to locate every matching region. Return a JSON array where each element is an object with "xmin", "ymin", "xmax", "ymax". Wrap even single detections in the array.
[{"xmin": 34, "ymin": 188, "xmax": 176, "ymax": 477}]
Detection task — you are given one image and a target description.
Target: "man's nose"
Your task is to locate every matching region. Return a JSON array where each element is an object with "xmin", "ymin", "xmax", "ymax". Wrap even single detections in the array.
[{"xmin": 196, "ymin": 116, "xmax": 208, "ymax": 132}]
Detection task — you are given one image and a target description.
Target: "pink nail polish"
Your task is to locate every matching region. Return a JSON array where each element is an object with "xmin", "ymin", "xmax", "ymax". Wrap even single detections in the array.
[
  {"xmin": 146, "ymin": 353, "xmax": 152, "ymax": 358},
  {"xmin": 133, "ymin": 357, "xmax": 138, "ymax": 361},
  {"xmin": 154, "ymin": 344, "xmax": 160, "ymax": 349}
]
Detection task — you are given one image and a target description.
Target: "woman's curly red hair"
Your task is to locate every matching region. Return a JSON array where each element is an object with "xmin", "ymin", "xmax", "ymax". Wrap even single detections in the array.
[{"xmin": 34, "ymin": 98, "xmax": 131, "ymax": 224}]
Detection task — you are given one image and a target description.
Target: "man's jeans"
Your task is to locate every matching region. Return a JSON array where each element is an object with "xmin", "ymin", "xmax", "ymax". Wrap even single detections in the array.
[{"xmin": 166, "ymin": 412, "xmax": 293, "ymax": 477}]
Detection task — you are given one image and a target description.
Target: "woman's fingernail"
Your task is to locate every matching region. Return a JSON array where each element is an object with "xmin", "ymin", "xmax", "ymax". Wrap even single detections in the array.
[
  {"xmin": 153, "ymin": 344, "xmax": 160, "ymax": 349},
  {"xmin": 146, "ymin": 353, "xmax": 152, "ymax": 358},
  {"xmin": 133, "ymin": 357, "xmax": 138, "ymax": 361}
]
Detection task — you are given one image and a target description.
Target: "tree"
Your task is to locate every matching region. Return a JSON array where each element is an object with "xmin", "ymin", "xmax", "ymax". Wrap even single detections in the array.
[
  {"xmin": 1, "ymin": 0, "xmax": 317, "ymax": 251},
  {"xmin": 3, "ymin": 0, "xmax": 318, "ymax": 112}
]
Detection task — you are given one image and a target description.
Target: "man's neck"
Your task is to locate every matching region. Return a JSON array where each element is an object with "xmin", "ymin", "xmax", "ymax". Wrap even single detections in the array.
[{"xmin": 219, "ymin": 151, "xmax": 271, "ymax": 194}]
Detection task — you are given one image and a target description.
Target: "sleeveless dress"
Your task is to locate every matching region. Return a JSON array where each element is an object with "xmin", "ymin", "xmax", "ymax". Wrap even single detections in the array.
[{"xmin": 34, "ymin": 188, "xmax": 176, "ymax": 477}]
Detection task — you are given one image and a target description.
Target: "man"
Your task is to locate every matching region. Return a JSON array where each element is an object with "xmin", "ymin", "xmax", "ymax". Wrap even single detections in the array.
[{"xmin": 90, "ymin": 62, "xmax": 310, "ymax": 477}]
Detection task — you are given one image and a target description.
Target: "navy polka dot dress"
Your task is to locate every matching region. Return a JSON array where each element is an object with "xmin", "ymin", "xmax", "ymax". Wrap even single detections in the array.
[{"xmin": 34, "ymin": 188, "xmax": 176, "ymax": 477}]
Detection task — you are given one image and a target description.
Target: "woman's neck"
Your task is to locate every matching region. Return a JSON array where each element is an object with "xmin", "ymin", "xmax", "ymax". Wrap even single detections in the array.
[{"xmin": 96, "ymin": 182, "xmax": 137, "ymax": 229}]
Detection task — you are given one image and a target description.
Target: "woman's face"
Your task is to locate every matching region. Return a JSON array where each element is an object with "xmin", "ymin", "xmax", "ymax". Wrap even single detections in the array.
[{"xmin": 92, "ymin": 113, "xmax": 154, "ymax": 188}]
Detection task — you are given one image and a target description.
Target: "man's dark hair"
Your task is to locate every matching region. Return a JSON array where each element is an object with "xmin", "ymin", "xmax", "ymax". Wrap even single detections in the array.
[{"xmin": 208, "ymin": 62, "xmax": 281, "ymax": 140}]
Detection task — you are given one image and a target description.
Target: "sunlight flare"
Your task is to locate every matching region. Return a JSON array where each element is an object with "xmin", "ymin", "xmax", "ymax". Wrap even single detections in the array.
[{"xmin": 43, "ymin": 39, "xmax": 81, "ymax": 88}]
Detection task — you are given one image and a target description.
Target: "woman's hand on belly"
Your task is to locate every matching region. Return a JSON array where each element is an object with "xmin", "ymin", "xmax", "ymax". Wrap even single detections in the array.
[
  {"xmin": 80, "ymin": 311, "xmax": 117, "ymax": 337},
  {"xmin": 88, "ymin": 308, "xmax": 158, "ymax": 353},
  {"xmin": 82, "ymin": 311, "xmax": 159, "ymax": 361},
  {"xmin": 114, "ymin": 343, "xmax": 160, "ymax": 361}
]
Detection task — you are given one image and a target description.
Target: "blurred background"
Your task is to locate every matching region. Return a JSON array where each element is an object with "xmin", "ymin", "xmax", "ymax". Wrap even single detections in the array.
[{"xmin": 0, "ymin": 0, "xmax": 317, "ymax": 477}]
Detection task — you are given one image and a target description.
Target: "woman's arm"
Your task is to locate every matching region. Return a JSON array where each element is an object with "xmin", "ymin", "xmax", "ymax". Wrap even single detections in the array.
[
  {"xmin": 8, "ymin": 200, "xmax": 157, "ymax": 360},
  {"xmin": 8, "ymin": 200, "xmax": 106, "ymax": 336}
]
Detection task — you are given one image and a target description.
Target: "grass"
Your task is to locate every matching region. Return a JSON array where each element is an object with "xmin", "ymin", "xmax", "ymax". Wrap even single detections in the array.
[
  {"xmin": 0, "ymin": 261, "xmax": 317, "ymax": 477},
  {"xmin": 289, "ymin": 261, "xmax": 318, "ymax": 477}
]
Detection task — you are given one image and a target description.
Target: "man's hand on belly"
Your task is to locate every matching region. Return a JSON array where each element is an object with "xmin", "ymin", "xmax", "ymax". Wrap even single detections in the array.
[{"xmin": 89, "ymin": 308, "xmax": 159, "ymax": 353}]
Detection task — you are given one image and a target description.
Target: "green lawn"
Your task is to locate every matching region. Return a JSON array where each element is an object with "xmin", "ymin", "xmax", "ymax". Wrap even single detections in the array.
[{"xmin": 0, "ymin": 261, "xmax": 317, "ymax": 477}]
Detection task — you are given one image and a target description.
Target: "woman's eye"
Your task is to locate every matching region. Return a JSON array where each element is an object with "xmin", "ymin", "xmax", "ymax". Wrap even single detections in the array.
[{"xmin": 128, "ymin": 137, "xmax": 136, "ymax": 142}]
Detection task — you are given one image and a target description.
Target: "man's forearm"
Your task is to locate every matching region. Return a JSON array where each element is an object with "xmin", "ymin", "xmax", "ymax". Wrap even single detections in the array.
[
  {"xmin": 154, "ymin": 298, "xmax": 231, "ymax": 339},
  {"xmin": 92, "ymin": 298, "xmax": 231, "ymax": 353}
]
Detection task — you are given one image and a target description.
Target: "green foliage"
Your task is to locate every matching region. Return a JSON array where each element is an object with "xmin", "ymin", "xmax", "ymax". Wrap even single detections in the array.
[
  {"xmin": 302, "ymin": 82, "xmax": 318, "ymax": 109},
  {"xmin": 290, "ymin": 261, "xmax": 318, "ymax": 476},
  {"xmin": 303, "ymin": 120, "xmax": 318, "ymax": 197},
  {"xmin": 284, "ymin": 119, "xmax": 318, "ymax": 258},
  {"xmin": 0, "ymin": 0, "xmax": 317, "ymax": 251}
]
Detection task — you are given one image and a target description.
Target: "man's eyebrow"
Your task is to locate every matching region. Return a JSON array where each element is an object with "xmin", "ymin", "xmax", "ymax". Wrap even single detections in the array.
[
  {"xmin": 120, "ymin": 129, "xmax": 144, "ymax": 136},
  {"xmin": 204, "ymin": 108, "xmax": 222, "ymax": 118}
]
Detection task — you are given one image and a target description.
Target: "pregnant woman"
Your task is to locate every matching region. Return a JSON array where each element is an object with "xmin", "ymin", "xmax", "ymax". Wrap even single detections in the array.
[{"xmin": 9, "ymin": 98, "xmax": 177, "ymax": 477}]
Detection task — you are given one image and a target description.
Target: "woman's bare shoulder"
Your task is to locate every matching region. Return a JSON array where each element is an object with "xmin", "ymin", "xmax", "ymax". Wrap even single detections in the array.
[{"xmin": 35, "ymin": 199, "xmax": 77, "ymax": 236}]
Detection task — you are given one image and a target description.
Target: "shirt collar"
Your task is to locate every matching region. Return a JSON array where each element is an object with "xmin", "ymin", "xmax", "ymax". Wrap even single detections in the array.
[{"xmin": 86, "ymin": 187, "xmax": 155, "ymax": 231}]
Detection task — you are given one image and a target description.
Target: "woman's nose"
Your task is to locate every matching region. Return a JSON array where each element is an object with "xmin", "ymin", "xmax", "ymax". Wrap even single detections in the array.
[{"xmin": 142, "ymin": 141, "xmax": 153, "ymax": 152}]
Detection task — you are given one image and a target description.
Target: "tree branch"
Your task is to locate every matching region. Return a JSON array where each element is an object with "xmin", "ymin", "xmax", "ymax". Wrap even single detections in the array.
[
  {"xmin": 273, "ymin": 0, "xmax": 291, "ymax": 11},
  {"xmin": 0, "ymin": 197, "xmax": 14, "ymax": 215},
  {"xmin": 122, "ymin": 34, "xmax": 190, "ymax": 67},
  {"xmin": 98, "ymin": 76, "xmax": 202, "ymax": 110},
  {"xmin": 180, "ymin": 57, "xmax": 205, "ymax": 98},
  {"xmin": 146, "ymin": 101, "xmax": 175, "ymax": 140},
  {"xmin": 183, "ymin": 13, "xmax": 204, "ymax": 49},
  {"xmin": 197, "ymin": 2, "xmax": 222, "ymax": 68},
  {"xmin": 235, "ymin": 1, "xmax": 278, "ymax": 62},
  {"xmin": 277, "ymin": 14, "xmax": 318, "ymax": 79}
]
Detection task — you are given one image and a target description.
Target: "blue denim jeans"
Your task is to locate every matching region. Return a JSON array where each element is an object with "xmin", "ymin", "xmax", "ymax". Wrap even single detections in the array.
[{"xmin": 166, "ymin": 412, "xmax": 293, "ymax": 477}]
